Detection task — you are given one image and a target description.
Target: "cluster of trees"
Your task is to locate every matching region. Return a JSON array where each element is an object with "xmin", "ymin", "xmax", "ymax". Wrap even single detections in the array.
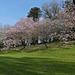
[{"xmin": 0, "ymin": 0, "xmax": 75, "ymax": 50}]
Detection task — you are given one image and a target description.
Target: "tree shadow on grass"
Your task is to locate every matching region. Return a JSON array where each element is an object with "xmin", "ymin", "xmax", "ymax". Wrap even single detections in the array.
[
  {"xmin": 24, "ymin": 49, "xmax": 48, "ymax": 53},
  {"xmin": 0, "ymin": 56, "xmax": 75, "ymax": 75}
]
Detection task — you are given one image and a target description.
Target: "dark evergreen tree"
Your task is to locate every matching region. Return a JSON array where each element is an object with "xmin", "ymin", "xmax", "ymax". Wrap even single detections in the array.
[{"xmin": 27, "ymin": 7, "xmax": 42, "ymax": 22}]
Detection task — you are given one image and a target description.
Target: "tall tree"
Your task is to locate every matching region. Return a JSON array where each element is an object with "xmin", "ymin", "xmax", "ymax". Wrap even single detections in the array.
[
  {"xmin": 27, "ymin": 7, "xmax": 42, "ymax": 22},
  {"xmin": 42, "ymin": 0, "xmax": 60, "ymax": 20}
]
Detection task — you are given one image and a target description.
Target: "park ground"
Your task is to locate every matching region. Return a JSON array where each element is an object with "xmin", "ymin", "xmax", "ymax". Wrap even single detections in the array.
[{"xmin": 0, "ymin": 41, "xmax": 75, "ymax": 75}]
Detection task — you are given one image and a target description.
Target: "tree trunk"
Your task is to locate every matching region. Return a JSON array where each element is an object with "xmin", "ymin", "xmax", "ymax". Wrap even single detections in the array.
[
  {"xmin": 43, "ymin": 39, "xmax": 48, "ymax": 48},
  {"xmin": 21, "ymin": 40, "xmax": 26, "ymax": 50},
  {"xmin": 44, "ymin": 42, "xmax": 48, "ymax": 48}
]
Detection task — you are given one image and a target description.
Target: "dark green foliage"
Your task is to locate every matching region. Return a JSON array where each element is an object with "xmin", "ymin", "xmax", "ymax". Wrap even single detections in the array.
[
  {"xmin": 71, "ymin": 27, "xmax": 75, "ymax": 32},
  {"xmin": 73, "ymin": 0, "xmax": 75, "ymax": 5},
  {"xmin": 27, "ymin": 7, "xmax": 42, "ymax": 21},
  {"xmin": 0, "ymin": 41, "xmax": 4, "ymax": 48}
]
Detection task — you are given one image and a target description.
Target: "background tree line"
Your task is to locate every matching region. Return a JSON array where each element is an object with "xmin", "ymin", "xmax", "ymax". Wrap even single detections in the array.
[{"xmin": 0, "ymin": 0, "xmax": 75, "ymax": 50}]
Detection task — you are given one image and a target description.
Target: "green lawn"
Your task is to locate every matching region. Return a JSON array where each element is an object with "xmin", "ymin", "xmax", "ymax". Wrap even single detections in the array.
[{"xmin": 0, "ymin": 42, "xmax": 75, "ymax": 75}]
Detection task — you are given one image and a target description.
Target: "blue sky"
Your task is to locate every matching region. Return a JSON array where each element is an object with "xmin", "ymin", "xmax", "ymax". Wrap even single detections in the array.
[{"xmin": 0, "ymin": 0, "xmax": 62, "ymax": 26}]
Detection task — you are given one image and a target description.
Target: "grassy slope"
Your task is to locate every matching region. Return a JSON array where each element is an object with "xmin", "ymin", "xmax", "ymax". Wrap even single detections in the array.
[{"xmin": 0, "ymin": 42, "xmax": 75, "ymax": 75}]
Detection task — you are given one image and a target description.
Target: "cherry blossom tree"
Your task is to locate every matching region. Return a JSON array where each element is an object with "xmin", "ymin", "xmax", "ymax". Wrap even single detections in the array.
[
  {"xmin": 34, "ymin": 19, "xmax": 67, "ymax": 48},
  {"xmin": 58, "ymin": 3, "xmax": 75, "ymax": 40},
  {"xmin": 3, "ymin": 2, "xmax": 75, "ymax": 50},
  {"xmin": 4, "ymin": 18, "xmax": 38, "ymax": 49}
]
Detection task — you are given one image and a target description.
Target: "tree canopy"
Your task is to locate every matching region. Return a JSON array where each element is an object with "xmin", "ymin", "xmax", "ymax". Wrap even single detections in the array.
[{"xmin": 27, "ymin": 7, "xmax": 42, "ymax": 22}]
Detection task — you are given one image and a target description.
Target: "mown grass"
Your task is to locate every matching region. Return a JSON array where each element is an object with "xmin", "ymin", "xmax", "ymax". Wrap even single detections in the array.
[{"xmin": 0, "ymin": 41, "xmax": 75, "ymax": 75}]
